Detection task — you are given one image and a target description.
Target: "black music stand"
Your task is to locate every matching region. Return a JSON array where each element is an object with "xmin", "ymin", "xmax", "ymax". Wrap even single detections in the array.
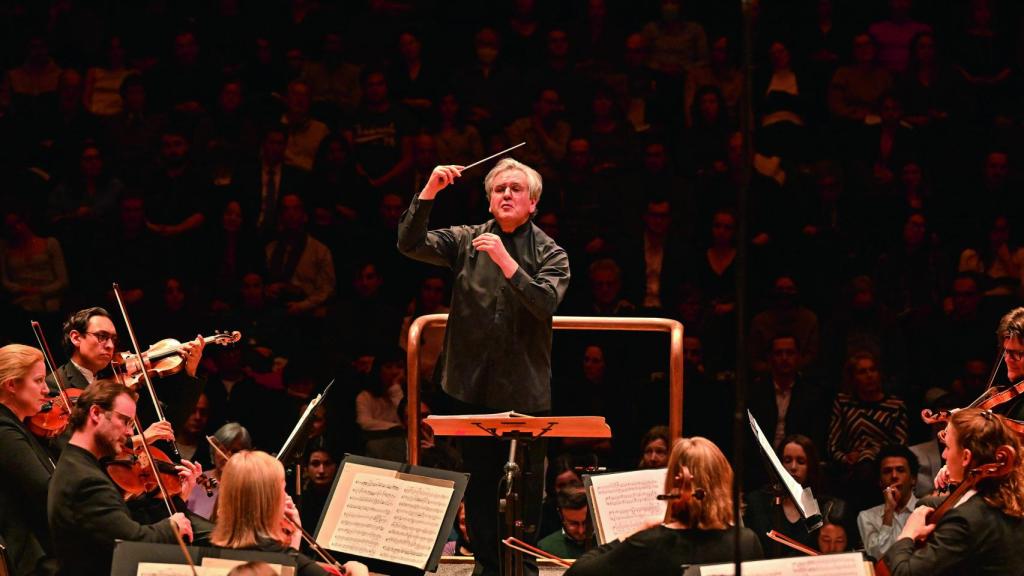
[{"xmin": 426, "ymin": 414, "xmax": 611, "ymax": 576}]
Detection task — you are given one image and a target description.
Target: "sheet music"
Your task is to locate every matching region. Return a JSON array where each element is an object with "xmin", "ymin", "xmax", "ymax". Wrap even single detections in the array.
[
  {"xmin": 747, "ymin": 410, "xmax": 821, "ymax": 523},
  {"xmin": 586, "ymin": 468, "xmax": 667, "ymax": 544},
  {"xmin": 329, "ymin": 472, "xmax": 454, "ymax": 568},
  {"xmin": 135, "ymin": 563, "xmax": 231, "ymax": 576},
  {"xmin": 200, "ymin": 558, "xmax": 291, "ymax": 576},
  {"xmin": 698, "ymin": 552, "xmax": 868, "ymax": 575}
]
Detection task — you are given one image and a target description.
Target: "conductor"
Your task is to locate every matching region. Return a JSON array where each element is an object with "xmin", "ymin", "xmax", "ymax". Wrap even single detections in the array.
[{"xmin": 398, "ymin": 158, "xmax": 570, "ymax": 576}]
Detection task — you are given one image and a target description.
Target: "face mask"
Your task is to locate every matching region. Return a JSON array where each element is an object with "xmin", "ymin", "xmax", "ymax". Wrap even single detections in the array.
[{"xmin": 476, "ymin": 47, "xmax": 498, "ymax": 64}]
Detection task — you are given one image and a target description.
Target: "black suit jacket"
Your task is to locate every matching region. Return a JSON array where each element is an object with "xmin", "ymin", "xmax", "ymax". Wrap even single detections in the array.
[
  {"xmin": 0, "ymin": 403, "xmax": 57, "ymax": 576},
  {"xmin": 618, "ymin": 233, "xmax": 689, "ymax": 313},
  {"xmin": 44, "ymin": 361, "xmax": 90, "ymax": 394},
  {"xmin": 745, "ymin": 375, "xmax": 827, "ymax": 489},
  {"xmin": 882, "ymin": 495, "xmax": 1024, "ymax": 575},
  {"xmin": 232, "ymin": 162, "xmax": 308, "ymax": 238},
  {"xmin": 48, "ymin": 444, "xmax": 177, "ymax": 576},
  {"xmin": 46, "ymin": 361, "xmax": 202, "ymax": 435}
]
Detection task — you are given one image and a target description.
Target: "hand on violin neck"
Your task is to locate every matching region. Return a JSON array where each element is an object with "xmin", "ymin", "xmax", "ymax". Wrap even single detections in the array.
[
  {"xmin": 179, "ymin": 334, "xmax": 206, "ymax": 377},
  {"xmin": 933, "ymin": 465, "xmax": 952, "ymax": 491},
  {"xmin": 176, "ymin": 459, "xmax": 202, "ymax": 502}
]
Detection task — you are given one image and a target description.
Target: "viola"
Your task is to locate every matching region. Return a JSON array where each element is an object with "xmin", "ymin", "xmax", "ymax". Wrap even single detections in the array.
[
  {"xmin": 875, "ymin": 444, "xmax": 1017, "ymax": 576},
  {"xmin": 106, "ymin": 444, "xmax": 184, "ymax": 500},
  {"xmin": 111, "ymin": 331, "xmax": 241, "ymax": 388},
  {"xmin": 28, "ymin": 387, "xmax": 83, "ymax": 438},
  {"xmin": 105, "ymin": 442, "xmax": 218, "ymax": 501}
]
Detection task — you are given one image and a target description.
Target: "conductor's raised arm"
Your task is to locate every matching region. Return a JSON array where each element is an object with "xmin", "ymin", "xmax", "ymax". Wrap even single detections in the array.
[{"xmin": 418, "ymin": 165, "xmax": 465, "ymax": 200}]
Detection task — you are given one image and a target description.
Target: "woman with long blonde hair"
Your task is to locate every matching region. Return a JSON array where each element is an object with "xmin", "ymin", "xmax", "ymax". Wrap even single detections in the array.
[
  {"xmin": 566, "ymin": 437, "xmax": 762, "ymax": 575},
  {"xmin": 881, "ymin": 408, "xmax": 1024, "ymax": 575},
  {"xmin": 211, "ymin": 450, "xmax": 367, "ymax": 576},
  {"xmin": 0, "ymin": 343, "xmax": 58, "ymax": 575}
]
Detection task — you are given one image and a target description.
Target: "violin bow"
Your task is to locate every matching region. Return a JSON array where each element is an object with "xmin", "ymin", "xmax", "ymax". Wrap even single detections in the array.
[
  {"xmin": 112, "ymin": 282, "xmax": 183, "ymax": 461},
  {"xmin": 766, "ymin": 530, "xmax": 819, "ymax": 556},
  {"xmin": 131, "ymin": 414, "xmax": 178, "ymax": 517},
  {"xmin": 501, "ymin": 537, "xmax": 573, "ymax": 567},
  {"xmin": 30, "ymin": 321, "xmax": 73, "ymax": 417},
  {"xmin": 169, "ymin": 518, "xmax": 198, "ymax": 576}
]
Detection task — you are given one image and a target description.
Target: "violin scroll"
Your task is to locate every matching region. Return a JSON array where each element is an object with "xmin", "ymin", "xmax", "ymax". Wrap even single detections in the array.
[{"xmin": 921, "ymin": 408, "xmax": 953, "ymax": 426}]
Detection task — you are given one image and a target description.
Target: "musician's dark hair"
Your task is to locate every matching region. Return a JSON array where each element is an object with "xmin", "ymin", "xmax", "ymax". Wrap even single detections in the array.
[
  {"xmin": 70, "ymin": 379, "xmax": 137, "ymax": 431},
  {"xmin": 556, "ymin": 486, "xmax": 589, "ymax": 511},
  {"xmin": 997, "ymin": 307, "xmax": 1024, "ymax": 343},
  {"xmin": 62, "ymin": 307, "xmax": 113, "ymax": 355},
  {"xmin": 876, "ymin": 444, "xmax": 920, "ymax": 479}
]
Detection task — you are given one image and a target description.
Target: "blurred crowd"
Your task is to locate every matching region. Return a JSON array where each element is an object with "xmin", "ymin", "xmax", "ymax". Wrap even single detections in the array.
[{"xmin": 2, "ymin": 0, "xmax": 1024, "ymax": 560}]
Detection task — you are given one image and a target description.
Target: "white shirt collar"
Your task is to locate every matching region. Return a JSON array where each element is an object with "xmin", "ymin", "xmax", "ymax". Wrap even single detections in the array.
[{"xmin": 70, "ymin": 359, "xmax": 97, "ymax": 385}]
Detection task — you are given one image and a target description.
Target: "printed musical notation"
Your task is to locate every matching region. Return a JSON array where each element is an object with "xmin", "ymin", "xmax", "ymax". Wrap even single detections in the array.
[
  {"xmin": 586, "ymin": 468, "xmax": 667, "ymax": 544},
  {"xmin": 329, "ymin": 473, "xmax": 454, "ymax": 568}
]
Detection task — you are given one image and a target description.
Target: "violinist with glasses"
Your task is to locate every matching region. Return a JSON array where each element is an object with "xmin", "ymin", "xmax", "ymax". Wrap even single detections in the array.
[
  {"xmin": 879, "ymin": 409, "xmax": 1024, "ymax": 575},
  {"xmin": 992, "ymin": 307, "xmax": 1024, "ymax": 421},
  {"xmin": 933, "ymin": 307, "xmax": 1024, "ymax": 490},
  {"xmin": 0, "ymin": 344, "xmax": 58, "ymax": 576},
  {"xmin": 47, "ymin": 379, "xmax": 201, "ymax": 576},
  {"xmin": 46, "ymin": 306, "xmax": 205, "ymax": 435}
]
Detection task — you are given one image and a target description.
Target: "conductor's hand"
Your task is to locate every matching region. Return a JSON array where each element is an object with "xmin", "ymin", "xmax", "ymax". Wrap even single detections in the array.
[
  {"xmin": 419, "ymin": 165, "xmax": 464, "ymax": 200},
  {"xmin": 169, "ymin": 512, "xmax": 194, "ymax": 543},
  {"xmin": 472, "ymin": 233, "xmax": 519, "ymax": 278}
]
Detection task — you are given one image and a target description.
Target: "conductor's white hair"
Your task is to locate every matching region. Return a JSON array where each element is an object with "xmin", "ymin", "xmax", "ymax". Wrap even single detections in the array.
[{"xmin": 483, "ymin": 157, "xmax": 543, "ymax": 201}]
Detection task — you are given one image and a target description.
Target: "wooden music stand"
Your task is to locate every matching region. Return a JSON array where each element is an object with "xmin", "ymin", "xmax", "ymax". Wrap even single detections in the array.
[{"xmin": 425, "ymin": 413, "xmax": 611, "ymax": 576}]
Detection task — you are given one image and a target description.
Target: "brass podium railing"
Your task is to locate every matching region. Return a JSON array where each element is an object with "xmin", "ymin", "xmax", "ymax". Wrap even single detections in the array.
[{"xmin": 405, "ymin": 314, "xmax": 684, "ymax": 464}]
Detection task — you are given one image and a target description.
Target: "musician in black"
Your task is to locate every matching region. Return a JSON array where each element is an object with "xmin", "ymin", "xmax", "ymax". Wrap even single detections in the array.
[
  {"xmin": 993, "ymin": 307, "xmax": 1024, "ymax": 421},
  {"xmin": 48, "ymin": 379, "xmax": 199, "ymax": 576},
  {"xmin": 881, "ymin": 409, "xmax": 1024, "ymax": 575},
  {"xmin": 0, "ymin": 344, "xmax": 58, "ymax": 576},
  {"xmin": 44, "ymin": 306, "xmax": 205, "ymax": 451}
]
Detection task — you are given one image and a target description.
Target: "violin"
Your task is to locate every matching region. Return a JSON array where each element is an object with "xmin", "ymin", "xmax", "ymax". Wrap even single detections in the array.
[
  {"xmin": 28, "ymin": 388, "xmax": 83, "ymax": 438},
  {"xmin": 106, "ymin": 443, "xmax": 185, "ymax": 500},
  {"xmin": 921, "ymin": 344, "xmax": 1024, "ymax": 436},
  {"xmin": 27, "ymin": 320, "xmax": 79, "ymax": 438},
  {"xmin": 111, "ymin": 331, "xmax": 241, "ymax": 388},
  {"xmin": 106, "ymin": 430, "xmax": 219, "ymax": 500}
]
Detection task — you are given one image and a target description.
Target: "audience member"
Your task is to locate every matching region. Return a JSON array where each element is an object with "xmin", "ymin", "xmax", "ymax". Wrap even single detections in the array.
[
  {"xmin": 856, "ymin": 444, "xmax": 920, "ymax": 560},
  {"xmin": 537, "ymin": 487, "xmax": 595, "ymax": 559}
]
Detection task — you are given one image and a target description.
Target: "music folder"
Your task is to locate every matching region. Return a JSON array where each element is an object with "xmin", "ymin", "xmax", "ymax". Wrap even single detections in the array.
[
  {"xmin": 312, "ymin": 454, "xmax": 469, "ymax": 576},
  {"xmin": 747, "ymin": 410, "xmax": 822, "ymax": 532},
  {"xmin": 110, "ymin": 541, "xmax": 298, "ymax": 576}
]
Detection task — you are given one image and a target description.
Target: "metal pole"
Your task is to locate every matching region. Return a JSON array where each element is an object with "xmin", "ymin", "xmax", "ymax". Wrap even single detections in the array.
[{"xmin": 734, "ymin": 0, "xmax": 756, "ymax": 573}]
